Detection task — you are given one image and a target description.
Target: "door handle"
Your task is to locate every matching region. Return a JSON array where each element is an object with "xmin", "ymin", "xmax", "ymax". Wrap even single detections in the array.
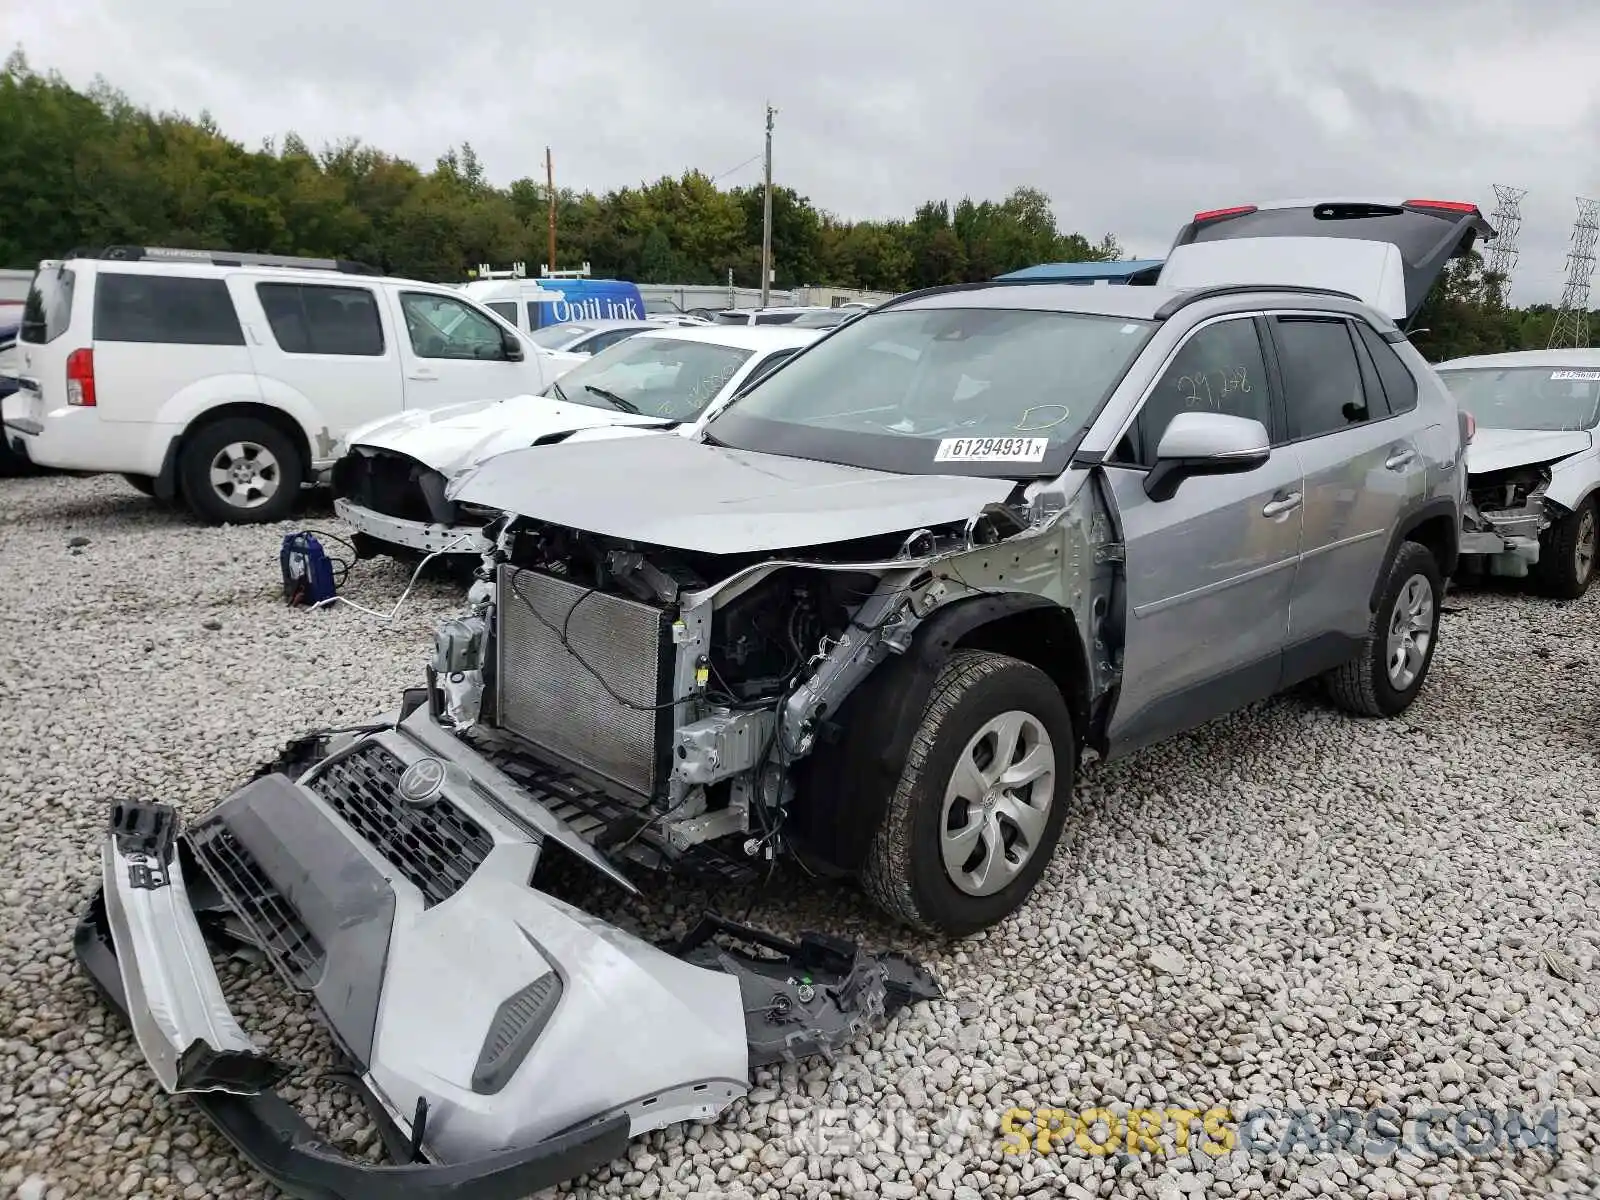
[
  {"xmin": 1385, "ymin": 448, "xmax": 1416, "ymax": 470},
  {"xmin": 1262, "ymin": 491, "xmax": 1302, "ymax": 518},
  {"xmin": 407, "ymin": 369, "xmax": 436, "ymax": 381}
]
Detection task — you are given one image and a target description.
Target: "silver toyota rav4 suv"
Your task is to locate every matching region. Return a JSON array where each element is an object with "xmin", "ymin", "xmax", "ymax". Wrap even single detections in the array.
[
  {"xmin": 73, "ymin": 200, "xmax": 1490, "ymax": 1200},
  {"xmin": 423, "ymin": 198, "xmax": 1489, "ymax": 934}
]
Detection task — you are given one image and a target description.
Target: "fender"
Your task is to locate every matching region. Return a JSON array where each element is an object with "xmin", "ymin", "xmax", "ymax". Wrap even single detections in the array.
[
  {"xmin": 788, "ymin": 592, "xmax": 1081, "ymax": 875},
  {"xmin": 152, "ymin": 375, "xmax": 328, "ymax": 463},
  {"xmin": 1370, "ymin": 495, "xmax": 1459, "ymax": 610},
  {"xmin": 1541, "ymin": 448, "xmax": 1600, "ymax": 514}
]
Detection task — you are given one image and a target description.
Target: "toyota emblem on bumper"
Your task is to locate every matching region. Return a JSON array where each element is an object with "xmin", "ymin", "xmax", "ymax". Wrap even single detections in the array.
[{"xmin": 397, "ymin": 757, "xmax": 446, "ymax": 807}]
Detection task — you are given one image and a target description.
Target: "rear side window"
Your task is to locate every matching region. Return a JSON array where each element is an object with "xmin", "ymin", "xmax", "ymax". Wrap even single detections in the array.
[
  {"xmin": 1272, "ymin": 317, "xmax": 1371, "ymax": 439},
  {"xmin": 486, "ymin": 301, "xmax": 518, "ymax": 325},
  {"xmin": 20, "ymin": 267, "xmax": 75, "ymax": 344},
  {"xmin": 257, "ymin": 283, "xmax": 384, "ymax": 356},
  {"xmin": 94, "ymin": 273, "xmax": 244, "ymax": 346},
  {"xmin": 1113, "ymin": 317, "xmax": 1271, "ymax": 467},
  {"xmin": 1354, "ymin": 322, "xmax": 1418, "ymax": 414}
]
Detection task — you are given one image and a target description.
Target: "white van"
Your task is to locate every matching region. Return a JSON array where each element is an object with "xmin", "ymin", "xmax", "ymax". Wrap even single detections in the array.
[{"xmin": 1, "ymin": 247, "xmax": 556, "ymax": 523}]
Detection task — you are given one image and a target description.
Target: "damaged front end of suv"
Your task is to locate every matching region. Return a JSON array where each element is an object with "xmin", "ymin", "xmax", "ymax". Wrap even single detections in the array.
[{"xmin": 429, "ymin": 431, "xmax": 1125, "ymax": 893}]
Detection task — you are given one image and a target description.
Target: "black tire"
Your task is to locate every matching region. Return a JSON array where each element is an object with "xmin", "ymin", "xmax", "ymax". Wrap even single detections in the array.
[
  {"xmin": 178, "ymin": 416, "xmax": 303, "ymax": 525},
  {"xmin": 1535, "ymin": 498, "xmax": 1597, "ymax": 600},
  {"xmin": 861, "ymin": 650, "xmax": 1076, "ymax": 936},
  {"xmin": 1324, "ymin": 541, "xmax": 1443, "ymax": 718},
  {"xmin": 121, "ymin": 473, "xmax": 158, "ymax": 497}
]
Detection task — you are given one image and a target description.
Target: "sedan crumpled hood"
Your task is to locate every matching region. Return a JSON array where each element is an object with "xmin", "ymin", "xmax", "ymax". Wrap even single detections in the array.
[
  {"xmin": 345, "ymin": 396, "xmax": 670, "ymax": 477},
  {"xmin": 449, "ymin": 434, "xmax": 1017, "ymax": 555},
  {"xmin": 1466, "ymin": 427, "xmax": 1593, "ymax": 475}
]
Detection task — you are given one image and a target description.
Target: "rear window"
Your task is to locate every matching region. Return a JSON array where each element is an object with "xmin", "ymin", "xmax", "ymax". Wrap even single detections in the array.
[
  {"xmin": 94, "ymin": 273, "xmax": 245, "ymax": 346},
  {"xmin": 20, "ymin": 267, "xmax": 75, "ymax": 344},
  {"xmin": 754, "ymin": 312, "xmax": 802, "ymax": 325},
  {"xmin": 257, "ymin": 283, "xmax": 385, "ymax": 356},
  {"xmin": 1185, "ymin": 203, "xmax": 1469, "ymax": 266}
]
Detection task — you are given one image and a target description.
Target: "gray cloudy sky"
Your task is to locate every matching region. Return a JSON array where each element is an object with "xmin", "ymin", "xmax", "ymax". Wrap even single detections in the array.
[{"xmin": 12, "ymin": 0, "xmax": 1600, "ymax": 302}]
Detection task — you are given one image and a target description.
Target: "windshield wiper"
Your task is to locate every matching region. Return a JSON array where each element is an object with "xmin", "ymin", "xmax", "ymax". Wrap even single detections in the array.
[
  {"xmin": 549, "ymin": 380, "xmax": 572, "ymax": 403},
  {"xmin": 584, "ymin": 384, "xmax": 641, "ymax": 414}
]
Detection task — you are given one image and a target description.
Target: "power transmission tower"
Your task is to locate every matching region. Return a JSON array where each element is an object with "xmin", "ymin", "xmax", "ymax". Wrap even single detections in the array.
[
  {"xmin": 1549, "ymin": 197, "xmax": 1600, "ymax": 349},
  {"xmin": 1485, "ymin": 184, "xmax": 1527, "ymax": 301},
  {"xmin": 760, "ymin": 103, "xmax": 776, "ymax": 308}
]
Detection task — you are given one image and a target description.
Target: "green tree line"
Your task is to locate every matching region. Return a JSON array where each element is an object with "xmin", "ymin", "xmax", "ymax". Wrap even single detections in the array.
[{"xmin": 0, "ymin": 50, "xmax": 1119, "ymax": 291}]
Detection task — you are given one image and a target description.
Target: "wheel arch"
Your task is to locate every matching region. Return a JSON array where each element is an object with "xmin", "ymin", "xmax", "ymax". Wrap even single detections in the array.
[
  {"xmin": 789, "ymin": 593, "xmax": 1090, "ymax": 876},
  {"xmin": 1371, "ymin": 497, "xmax": 1458, "ymax": 611}
]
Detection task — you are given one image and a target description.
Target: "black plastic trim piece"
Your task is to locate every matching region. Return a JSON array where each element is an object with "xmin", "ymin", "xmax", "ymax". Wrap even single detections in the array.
[
  {"xmin": 154, "ymin": 436, "xmax": 182, "ymax": 502},
  {"xmin": 472, "ymin": 973, "xmax": 564, "ymax": 1095},
  {"xmin": 74, "ymin": 892, "xmax": 631, "ymax": 1200}
]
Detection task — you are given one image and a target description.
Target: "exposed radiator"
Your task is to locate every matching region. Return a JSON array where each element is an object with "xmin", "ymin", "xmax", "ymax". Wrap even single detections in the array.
[{"xmin": 495, "ymin": 565, "xmax": 674, "ymax": 798}]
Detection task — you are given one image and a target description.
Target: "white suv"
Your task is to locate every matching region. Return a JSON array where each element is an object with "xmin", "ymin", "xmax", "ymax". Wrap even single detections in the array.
[{"xmin": 1, "ymin": 247, "xmax": 556, "ymax": 523}]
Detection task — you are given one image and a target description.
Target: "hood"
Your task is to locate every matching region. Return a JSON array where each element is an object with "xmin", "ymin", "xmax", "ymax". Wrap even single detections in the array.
[
  {"xmin": 449, "ymin": 433, "xmax": 1017, "ymax": 555},
  {"xmin": 346, "ymin": 395, "xmax": 669, "ymax": 477},
  {"xmin": 1466, "ymin": 427, "xmax": 1592, "ymax": 475}
]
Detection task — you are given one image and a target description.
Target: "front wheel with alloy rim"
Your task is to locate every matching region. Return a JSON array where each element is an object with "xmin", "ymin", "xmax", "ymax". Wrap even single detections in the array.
[
  {"xmin": 1536, "ymin": 498, "xmax": 1597, "ymax": 599},
  {"xmin": 1323, "ymin": 540, "xmax": 1443, "ymax": 718},
  {"xmin": 861, "ymin": 650, "xmax": 1076, "ymax": 936},
  {"xmin": 177, "ymin": 416, "xmax": 303, "ymax": 524}
]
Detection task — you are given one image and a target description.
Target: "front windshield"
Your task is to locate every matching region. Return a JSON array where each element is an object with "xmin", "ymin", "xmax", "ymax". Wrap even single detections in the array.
[
  {"xmin": 527, "ymin": 322, "xmax": 594, "ymax": 349},
  {"xmin": 1437, "ymin": 366, "xmax": 1600, "ymax": 432},
  {"xmin": 706, "ymin": 306, "xmax": 1156, "ymax": 476},
  {"xmin": 547, "ymin": 336, "xmax": 754, "ymax": 420}
]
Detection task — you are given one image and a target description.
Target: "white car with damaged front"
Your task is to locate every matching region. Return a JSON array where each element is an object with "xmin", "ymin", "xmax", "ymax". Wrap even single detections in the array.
[
  {"xmin": 1440, "ymin": 349, "xmax": 1600, "ymax": 597},
  {"xmin": 331, "ymin": 325, "xmax": 820, "ymax": 559}
]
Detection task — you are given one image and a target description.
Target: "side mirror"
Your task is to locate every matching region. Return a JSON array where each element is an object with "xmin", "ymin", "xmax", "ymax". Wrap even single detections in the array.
[
  {"xmin": 502, "ymin": 330, "xmax": 525, "ymax": 362},
  {"xmin": 1143, "ymin": 411, "xmax": 1271, "ymax": 502}
]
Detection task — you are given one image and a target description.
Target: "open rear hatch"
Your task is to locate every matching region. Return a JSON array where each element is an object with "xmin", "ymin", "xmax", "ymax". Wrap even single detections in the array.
[
  {"xmin": 77, "ymin": 706, "xmax": 939, "ymax": 1200},
  {"xmin": 1158, "ymin": 198, "xmax": 1497, "ymax": 322}
]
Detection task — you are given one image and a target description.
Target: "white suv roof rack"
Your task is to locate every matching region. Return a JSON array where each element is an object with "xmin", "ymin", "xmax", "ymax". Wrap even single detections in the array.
[{"xmin": 75, "ymin": 245, "xmax": 381, "ymax": 276}]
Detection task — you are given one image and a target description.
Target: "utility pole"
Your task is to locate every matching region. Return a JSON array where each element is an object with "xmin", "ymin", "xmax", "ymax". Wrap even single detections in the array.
[
  {"xmin": 546, "ymin": 147, "xmax": 557, "ymax": 276},
  {"xmin": 760, "ymin": 104, "xmax": 776, "ymax": 308}
]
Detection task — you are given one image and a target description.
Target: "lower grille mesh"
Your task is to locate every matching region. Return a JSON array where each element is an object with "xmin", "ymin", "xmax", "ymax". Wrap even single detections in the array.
[
  {"xmin": 496, "ymin": 566, "xmax": 673, "ymax": 796},
  {"xmin": 189, "ymin": 824, "xmax": 325, "ymax": 987},
  {"xmin": 310, "ymin": 743, "xmax": 493, "ymax": 906}
]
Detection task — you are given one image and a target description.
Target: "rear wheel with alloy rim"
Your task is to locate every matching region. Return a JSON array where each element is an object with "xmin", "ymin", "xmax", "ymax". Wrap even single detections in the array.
[
  {"xmin": 862, "ymin": 650, "xmax": 1075, "ymax": 935},
  {"xmin": 1324, "ymin": 540, "xmax": 1443, "ymax": 718},
  {"xmin": 178, "ymin": 416, "xmax": 303, "ymax": 525},
  {"xmin": 1536, "ymin": 498, "xmax": 1598, "ymax": 599}
]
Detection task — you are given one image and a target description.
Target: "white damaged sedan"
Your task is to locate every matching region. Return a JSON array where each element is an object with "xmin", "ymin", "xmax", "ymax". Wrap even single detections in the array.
[
  {"xmin": 331, "ymin": 325, "xmax": 820, "ymax": 559},
  {"xmin": 1440, "ymin": 349, "xmax": 1600, "ymax": 597}
]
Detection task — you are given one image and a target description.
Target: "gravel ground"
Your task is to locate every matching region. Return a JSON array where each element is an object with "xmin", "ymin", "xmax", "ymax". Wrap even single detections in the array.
[{"xmin": 2, "ymin": 472, "xmax": 1598, "ymax": 1200}]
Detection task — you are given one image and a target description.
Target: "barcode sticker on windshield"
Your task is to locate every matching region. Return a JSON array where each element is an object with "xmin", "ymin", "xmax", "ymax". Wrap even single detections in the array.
[
  {"xmin": 1551, "ymin": 370, "xmax": 1600, "ymax": 381},
  {"xmin": 934, "ymin": 437, "xmax": 1050, "ymax": 463}
]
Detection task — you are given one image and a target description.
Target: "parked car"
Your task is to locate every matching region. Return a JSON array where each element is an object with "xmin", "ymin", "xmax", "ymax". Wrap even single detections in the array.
[
  {"xmin": 404, "ymin": 196, "xmax": 1486, "ymax": 935},
  {"xmin": 72, "ymin": 196, "xmax": 1483, "ymax": 1200},
  {"xmin": 788, "ymin": 306, "xmax": 871, "ymax": 329},
  {"xmin": 1438, "ymin": 349, "xmax": 1600, "ymax": 597},
  {"xmin": 711, "ymin": 306, "xmax": 836, "ymax": 326},
  {"xmin": 0, "ymin": 304, "xmax": 30, "ymax": 476},
  {"xmin": 521, "ymin": 318, "xmax": 658, "ymax": 375},
  {"xmin": 0, "ymin": 247, "xmax": 556, "ymax": 523},
  {"xmin": 461, "ymin": 274, "xmax": 648, "ymax": 333},
  {"xmin": 331, "ymin": 325, "xmax": 820, "ymax": 559}
]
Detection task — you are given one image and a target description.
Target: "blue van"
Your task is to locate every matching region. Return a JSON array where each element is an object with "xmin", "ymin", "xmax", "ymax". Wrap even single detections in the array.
[{"xmin": 462, "ymin": 277, "xmax": 647, "ymax": 333}]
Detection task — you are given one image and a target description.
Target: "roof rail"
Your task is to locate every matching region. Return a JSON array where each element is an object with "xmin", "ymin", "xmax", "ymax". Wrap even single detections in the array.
[
  {"xmin": 1152, "ymin": 284, "xmax": 1364, "ymax": 321},
  {"xmin": 87, "ymin": 246, "xmax": 381, "ymax": 276}
]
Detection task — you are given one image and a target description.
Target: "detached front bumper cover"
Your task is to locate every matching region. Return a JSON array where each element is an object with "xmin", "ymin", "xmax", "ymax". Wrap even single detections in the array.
[
  {"xmin": 79, "ymin": 786, "xmax": 939, "ymax": 1200},
  {"xmin": 78, "ymin": 800, "xmax": 633, "ymax": 1200}
]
